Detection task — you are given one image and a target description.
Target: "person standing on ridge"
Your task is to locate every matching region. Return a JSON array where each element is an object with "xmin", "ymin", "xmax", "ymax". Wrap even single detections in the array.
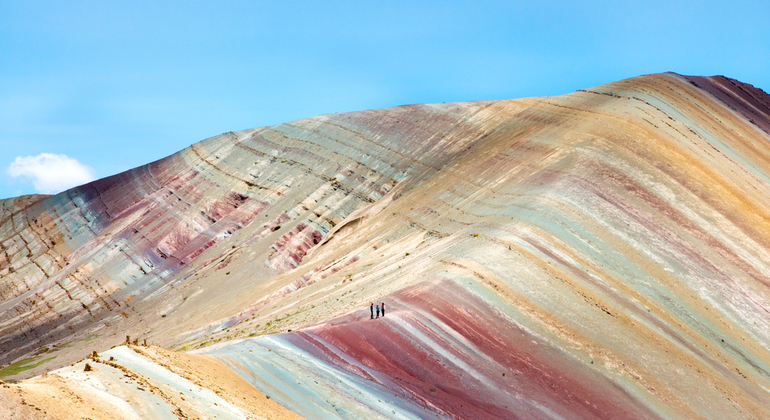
[
  {"xmin": 370, "ymin": 303, "xmax": 374, "ymax": 319},
  {"xmin": 376, "ymin": 304, "xmax": 380, "ymax": 318},
  {"xmin": 381, "ymin": 302, "xmax": 385, "ymax": 317}
]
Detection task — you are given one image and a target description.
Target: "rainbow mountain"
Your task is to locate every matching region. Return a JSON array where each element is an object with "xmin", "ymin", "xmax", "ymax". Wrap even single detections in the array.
[{"xmin": 1, "ymin": 73, "xmax": 770, "ymax": 419}]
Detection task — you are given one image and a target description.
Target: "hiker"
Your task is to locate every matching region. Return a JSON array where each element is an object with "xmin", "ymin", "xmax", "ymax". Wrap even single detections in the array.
[
  {"xmin": 376, "ymin": 304, "xmax": 380, "ymax": 318},
  {"xmin": 381, "ymin": 302, "xmax": 385, "ymax": 317},
  {"xmin": 370, "ymin": 303, "xmax": 374, "ymax": 319}
]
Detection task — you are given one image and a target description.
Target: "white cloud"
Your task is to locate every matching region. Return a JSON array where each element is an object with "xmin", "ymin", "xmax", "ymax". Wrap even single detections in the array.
[{"xmin": 7, "ymin": 153, "xmax": 96, "ymax": 194}]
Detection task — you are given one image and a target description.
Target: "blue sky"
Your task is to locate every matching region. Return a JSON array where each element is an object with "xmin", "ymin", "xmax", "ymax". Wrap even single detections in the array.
[{"xmin": 1, "ymin": 0, "xmax": 768, "ymax": 199}]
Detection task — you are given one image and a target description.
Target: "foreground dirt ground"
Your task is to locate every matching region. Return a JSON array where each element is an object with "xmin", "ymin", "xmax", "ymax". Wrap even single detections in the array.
[{"xmin": 0, "ymin": 345, "xmax": 302, "ymax": 420}]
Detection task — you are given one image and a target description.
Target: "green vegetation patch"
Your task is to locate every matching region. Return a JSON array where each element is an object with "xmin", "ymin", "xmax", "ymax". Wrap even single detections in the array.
[{"xmin": 0, "ymin": 356, "xmax": 56, "ymax": 378}]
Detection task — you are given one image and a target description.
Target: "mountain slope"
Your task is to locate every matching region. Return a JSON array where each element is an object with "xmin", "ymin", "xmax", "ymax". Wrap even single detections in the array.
[{"xmin": 2, "ymin": 72, "xmax": 770, "ymax": 419}]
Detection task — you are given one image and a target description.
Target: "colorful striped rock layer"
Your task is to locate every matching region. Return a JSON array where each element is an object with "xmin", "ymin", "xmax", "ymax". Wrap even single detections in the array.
[{"xmin": 2, "ymin": 72, "xmax": 770, "ymax": 419}]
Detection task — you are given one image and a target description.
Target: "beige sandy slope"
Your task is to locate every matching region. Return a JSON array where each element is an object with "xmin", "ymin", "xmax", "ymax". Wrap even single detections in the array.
[{"xmin": 0, "ymin": 345, "xmax": 302, "ymax": 420}]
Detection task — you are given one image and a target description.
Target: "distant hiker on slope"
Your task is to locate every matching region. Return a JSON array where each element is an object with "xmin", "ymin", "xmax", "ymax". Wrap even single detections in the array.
[
  {"xmin": 370, "ymin": 303, "xmax": 374, "ymax": 319},
  {"xmin": 376, "ymin": 304, "xmax": 380, "ymax": 318},
  {"xmin": 381, "ymin": 302, "xmax": 385, "ymax": 316}
]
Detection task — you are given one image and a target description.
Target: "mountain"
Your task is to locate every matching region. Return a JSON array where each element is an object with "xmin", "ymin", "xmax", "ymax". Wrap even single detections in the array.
[{"xmin": 2, "ymin": 72, "xmax": 770, "ymax": 419}]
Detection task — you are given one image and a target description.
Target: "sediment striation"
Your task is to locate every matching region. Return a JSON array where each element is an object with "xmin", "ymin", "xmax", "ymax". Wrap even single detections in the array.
[{"xmin": 2, "ymin": 72, "xmax": 770, "ymax": 419}]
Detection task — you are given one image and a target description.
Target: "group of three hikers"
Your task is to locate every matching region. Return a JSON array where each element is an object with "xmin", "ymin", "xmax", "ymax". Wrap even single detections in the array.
[{"xmin": 370, "ymin": 302, "xmax": 385, "ymax": 319}]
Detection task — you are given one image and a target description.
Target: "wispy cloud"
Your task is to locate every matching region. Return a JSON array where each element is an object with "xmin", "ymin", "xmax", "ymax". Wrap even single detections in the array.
[{"xmin": 7, "ymin": 153, "xmax": 96, "ymax": 194}]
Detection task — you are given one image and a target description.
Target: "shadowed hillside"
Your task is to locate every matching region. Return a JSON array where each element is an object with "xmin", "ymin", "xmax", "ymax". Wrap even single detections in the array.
[{"xmin": 2, "ymin": 73, "xmax": 770, "ymax": 419}]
